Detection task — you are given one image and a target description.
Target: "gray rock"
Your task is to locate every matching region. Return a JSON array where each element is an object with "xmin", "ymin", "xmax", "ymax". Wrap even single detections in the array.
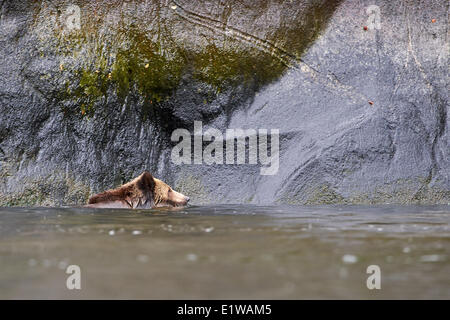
[{"xmin": 0, "ymin": 0, "xmax": 448, "ymax": 206}]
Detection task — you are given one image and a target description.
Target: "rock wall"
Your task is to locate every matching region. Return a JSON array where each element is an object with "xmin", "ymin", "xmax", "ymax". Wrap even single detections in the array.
[{"xmin": 0, "ymin": 0, "xmax": 448, "ymax": 206}]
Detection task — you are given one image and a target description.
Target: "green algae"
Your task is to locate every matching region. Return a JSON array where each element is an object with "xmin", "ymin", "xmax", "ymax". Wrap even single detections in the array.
[
  {"xmin": 29, "ymin": 0, "xmax": 342, "ymax": 119},
  {"xmin": 48, "ymin": 16, "xmax": 288, "ymax": 118},
  {"xmin": 0, "ymin": 174, "xmax": 91, "ymax": 207},
  {"xmin": 56, "ymin": 34, "xmax": 287, "ymax": 118},
  {"xmin": 110, "ymin": 25, "xmax": 185, "ymax": 111},
  {"xmin": 281, "ymin": 177, "xmax": 450, "ymax": 205},
  {"xmin": 192, "ymin": 43, "xmax": 285, "ymax": 93},
  {"xmin": 0, "ymin": 159, "xmax": 91, "ymax": 207}
]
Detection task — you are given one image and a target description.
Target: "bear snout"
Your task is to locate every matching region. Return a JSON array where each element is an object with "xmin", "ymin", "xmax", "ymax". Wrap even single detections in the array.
[{"xmin": 168, "ymin": 189, "xmax": 190, "ymax": 206}]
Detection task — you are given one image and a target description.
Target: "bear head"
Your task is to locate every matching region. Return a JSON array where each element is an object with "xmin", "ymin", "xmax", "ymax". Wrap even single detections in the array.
[{"xmin": 87, "ymin": 171, "xmax": 190, "ymax": 209}]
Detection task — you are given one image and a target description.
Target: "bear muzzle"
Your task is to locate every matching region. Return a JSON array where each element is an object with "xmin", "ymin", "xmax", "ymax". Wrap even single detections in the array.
[{"xmin": 168, "ymin": 189, "xmax": 190, "ymax": 206}]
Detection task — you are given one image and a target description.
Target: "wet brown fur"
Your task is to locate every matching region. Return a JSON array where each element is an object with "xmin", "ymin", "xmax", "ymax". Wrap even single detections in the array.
[{"xmin": 87, "ymin": 171, "xmax": 187, "ymax": 209}]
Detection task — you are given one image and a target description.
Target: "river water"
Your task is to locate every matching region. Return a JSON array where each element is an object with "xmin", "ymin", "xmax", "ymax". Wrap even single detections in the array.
[{"xmin": 0, "ymin": 205, "xmax": 449, "ymax": 299}]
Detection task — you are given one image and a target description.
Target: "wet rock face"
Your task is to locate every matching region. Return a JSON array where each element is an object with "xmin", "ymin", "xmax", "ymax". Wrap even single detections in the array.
[{"xmin": 0, "ymin": 0, "xmax": 448, "ymax": 206}]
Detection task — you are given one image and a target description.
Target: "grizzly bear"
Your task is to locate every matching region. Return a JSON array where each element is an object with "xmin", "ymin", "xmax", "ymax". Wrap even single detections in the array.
[{"xmin": 85, "ymin": 171, "xmax": 189, "ymax": 209}]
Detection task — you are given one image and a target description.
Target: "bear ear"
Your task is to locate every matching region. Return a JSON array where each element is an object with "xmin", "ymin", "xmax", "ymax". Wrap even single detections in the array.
[{"xmin": 137, "ymin": 171, "xmax": 156, "ymax": 193}]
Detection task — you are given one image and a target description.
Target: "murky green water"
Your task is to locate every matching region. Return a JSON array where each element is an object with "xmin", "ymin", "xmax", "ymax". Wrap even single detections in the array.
[{"xmin": 0, "ymin": 205, "xmax": 449, "ymax": 299}]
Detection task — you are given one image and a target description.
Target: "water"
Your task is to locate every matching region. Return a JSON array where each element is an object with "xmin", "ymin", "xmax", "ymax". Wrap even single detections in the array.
[{"xmin": 0, "ymin": 205, "xmax": 449, "ymax": 299}]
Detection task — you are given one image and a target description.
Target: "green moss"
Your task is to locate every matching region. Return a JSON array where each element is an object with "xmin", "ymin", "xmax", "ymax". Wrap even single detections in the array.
[
  {"xmin": 65, "ymin": 176, "xmax": 92, "ymax": 205},
  {"xmin": 0, "ymin": 164, "xmax": 91, "ymax": 207},
  {"xmin": 110, "ymin": 26, "xmax": 185, "ymax": 109},
  {"xmin": 304, "ymin": 184, "xmax": 345, "ymax": 205},
  {"xmin": 77, "ymin": 69, "xmax": 109, "ymax": 115},
  {"xmin": 345, "ymin": 177, "xmax": 450, "ymax": 205},
  {"xmin": 50, "ymin": 19, "xmax": 290, "ymax": 118},
  {"xmin": 39, "ymin": 2, "xmax": 337, "ymax": 118},
  {"xmin": 192, "ymin": 43, "xmax": 285, "ymax": 93},
  {"xmin": 279, "ymin": 177, "xmax": 450, "ymax": 205},
  {"xmin": 53, "ymin": 24, "xmax": 187, "ymax": 117},
  {"xmin": 1, "ymin": 187, "xmax": 47, "ymax": 207}
]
